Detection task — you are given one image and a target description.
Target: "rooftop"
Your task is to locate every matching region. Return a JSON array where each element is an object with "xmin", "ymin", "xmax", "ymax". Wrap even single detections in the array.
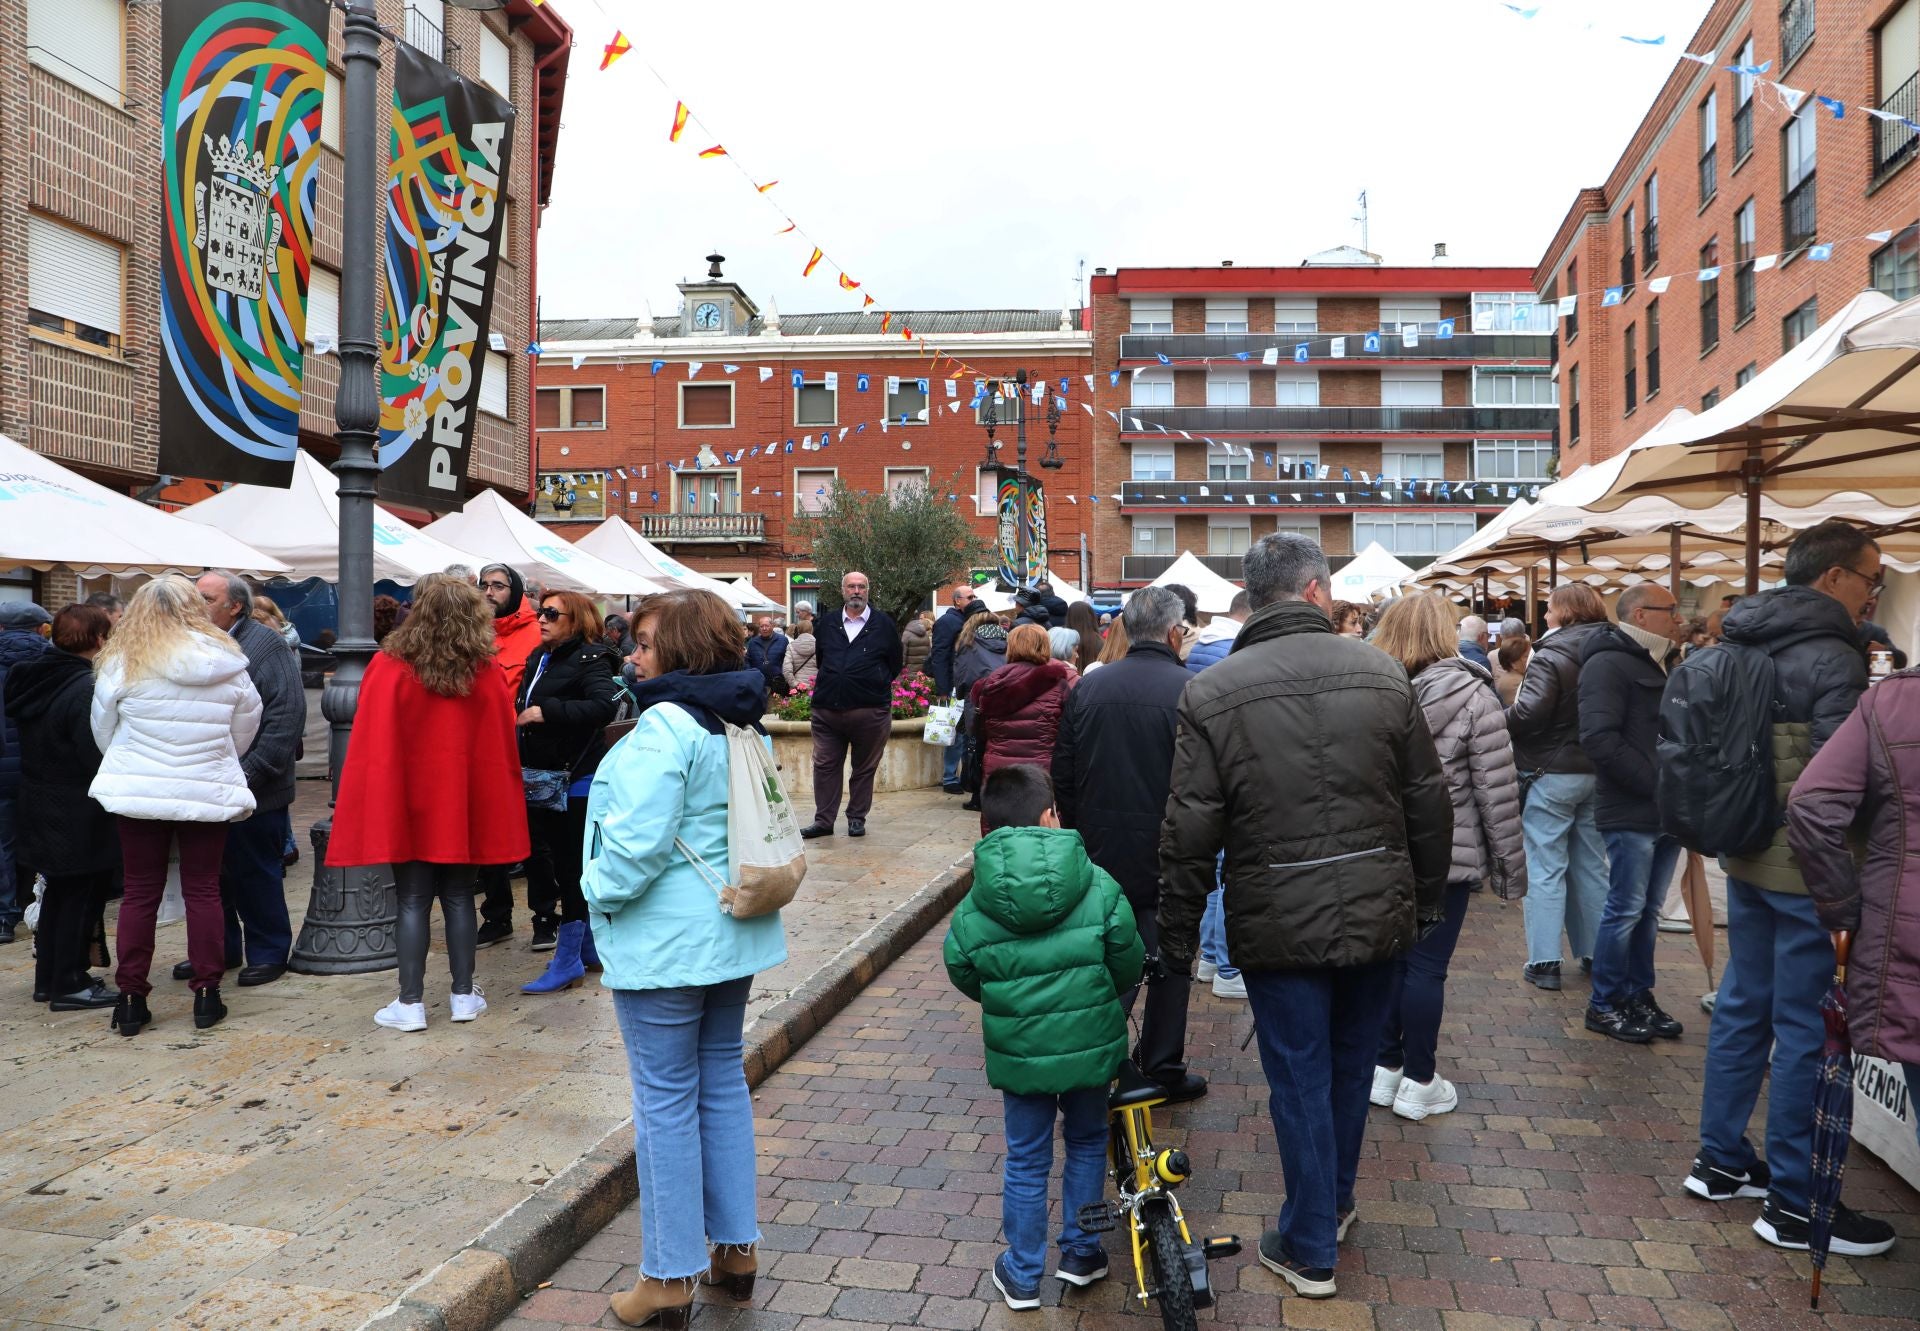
[{"xmin": 538, "ymin": 308, "xmax": 1082, "ymax": 342}]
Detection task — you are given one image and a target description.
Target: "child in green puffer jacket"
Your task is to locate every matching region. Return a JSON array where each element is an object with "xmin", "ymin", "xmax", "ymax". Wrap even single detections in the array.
[{"xmin": 944, "ymin": 763, "xmax": 1144, "ymax": 1311}]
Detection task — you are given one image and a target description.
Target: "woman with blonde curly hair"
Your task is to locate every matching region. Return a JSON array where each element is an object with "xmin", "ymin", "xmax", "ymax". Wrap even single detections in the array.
[
  {"xmin": 328, "ymin": 575, "xmax": 529, "ymax": 1031},
  {"xmin": 90, "ymin": 575, "xmax": 261, "ymax": 1035}
]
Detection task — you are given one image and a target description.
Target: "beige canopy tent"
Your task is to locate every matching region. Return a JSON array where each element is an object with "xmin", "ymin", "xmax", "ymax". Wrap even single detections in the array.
[{"xmin": 422, "ymin": 491, "xmax": 663, "ymax": 597}]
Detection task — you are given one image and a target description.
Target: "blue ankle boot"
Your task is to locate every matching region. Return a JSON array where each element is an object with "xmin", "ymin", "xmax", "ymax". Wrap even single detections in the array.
[
  {"xmin": 522, "ymin": 921, "xmax": 586, "ymax": 994},
  {"xmin": 580, "ymin": 923, "xmax": 602, "ymax": 973}
]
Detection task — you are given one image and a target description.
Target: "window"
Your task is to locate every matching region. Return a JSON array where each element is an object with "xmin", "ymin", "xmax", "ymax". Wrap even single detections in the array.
[
  {"xmin": 478, "ymin": 24, "xmax": 511, "ymax": 96},
  {"xmin": 1354, "ymin": 515, "xmax": 1477, "ymax": 556},
  {"xmin": 1734, "ymin": 199, "xmax": 1757, "ymax": 322},
  {"xmin": 886, "ymin": 377, "xmax": 928, "ymax": 425},
  {"xmin": 1281, "ymin": 444, "xmax": 1321, "ymax": 476},
  {"xmin": 679, "ymin": 470, "xmax": 740, "ymax": 514},
  {"xmin": 1699, "ymin": 90, "xmax": 1719, "ymax": 203},
  {"xmin": 1702, "ymin": 388, "xmax": 1721, "ymax": 410},
  {"xmin": 480, "ymin": 351, "xmax": 508, "ymax": 418},
  {"xmin": 794, "ymin": 380, "xmax": 836, "ymax": 426},
  {"xmin": 1563, "ymin": 261, "xmax": 1578, "ymax": 340},
  {"xmin": 795, "ymin": 468, "xmax": 837, "ymax": 515},
  {"xmin": 1783, "ymin": 297, "xmax": 1819, "ymax": 352},
  {"xmin": 306, "ymin": 267, "xmax": 338, "ymax": 353},
  {"xmin": 1381, "ymin": 449, "xmax": 1443, "ymax": 479},
  {"xmin": 975, "ymin": 466, "xmax": 1000, "ymax": 516},
  {"xmin": 976, "ymin": 385, "xmax": 1024, "ymax": 425},
  {"xmin": 1205, "ymin": 369, "xmax": 1249, "ymax": 407},
  {"xmin": 1736, "ymin": 362, "xmax": 1759, "ymax": 388},
  {"xmin": 884, "ymin": 467, "xmax": 929, "ymax": 502},
  {"xmin": 1274, "ymin": 300, "xmax": 1317, "ymax": 333},
  {"xmin": 321, "ymin": 70, "xmax": 343, "ymax": 151},
  {"xmin": 1623, "ymin": 323, "xmax": 1638, "ymax": 414},
  {"xmin": 1129, "ymin": 369, "xmax": 1173, "ymax": 407},
  {"xmin": 1647, "ymin": 298, "xmax": 1662, "ymax": 395},
  {"xmin": 1643, "ymin": 175, "xmax": 1660, "ymax": 268},
  {"xmin": 1207, "ymin": 443, "xmax": 1249, "ymax": 481},
  {"xmin": 1875, "ymin": 2, "xmax": 1919, "ymax": 176},
  {"xmin": 1204, "ymin": 298, "xmax": 1247, "ymax": 333},
  {"xmin": 1620, "ymin": 205, "xmax": 1637, "ymax": 296},
  {"xmin": 1569, "ymin": 365, "xmax": 1581, "ymax": 443},
  {"xmin": 1207, "ymin": 520, "xmax": 1251, "ymax": 557},
  {"xmin": 404, "ymin": 0, "xmax": 448, "ymax": 60},
  {"xmin": 1470, "ymin": 291, "xmax": 1555, "ymax": 333},
  {"xmin": 1782, "ymin": 0, "xmax": 1815, "ymax": 68},
  {"xmin": 1129, "ymin": 298, "xmax": 1173, "ymax": 334},
  {"xmin": 27, "ymin": 0, "xmax": 122, "ymax": 99},
  {"xmin": 1380, "ymin": 298, "xmax": 1441, "ymax": 329},
  {"xmin": 1473, "ymin": 439, "xmax": 1555, "ymax": 481},
  {"xmin": 1473, "ymin": 369, "xmax": 1557, "ymax": 406},
  {"xmin": 1130, "ymin": 446, "xmax": 1174, "ymax": 481},
  {"xmin": 536, "ymin": 470, "xmax": 606, "ymax": 521},
  {"xmin": 1133, "ymin": 520, "xmax": 1175, "ymax": 557},
  {"xmin": 680, "ymin": 382, "xmax": 733, "ymax": 427},
  {"xmin": 1381, "ymin": 370, "xmax": 1442, "ymax": 407},
  {"xmin": 26, "ymin": 215, "xmax": 122, "ymax": 350},
  {"xmin": 1783, "ymin": 113, "xmax": 1817, "ymax": 252},
  {"xmin": 1273, "ymin": 518, "xmax": 1322, "ymax": 541},
  {"xmin": 1699, "ymin": 238, "xmax": 1720, "ymax": 352},
  {"xmin": 1872, "ymin": 223, "xmax": 1920, "ymax": 300},
  {"xmin": 1734, "ymin": 36, "xmax": 1756, "ymax": 162},
  {"xmin": 537, "ymin": 385, "xmax": 604, "ymax": 429},
  {"xmin": 1274, "ymin": 369, "xmax": 1319, "ymax": 406}
]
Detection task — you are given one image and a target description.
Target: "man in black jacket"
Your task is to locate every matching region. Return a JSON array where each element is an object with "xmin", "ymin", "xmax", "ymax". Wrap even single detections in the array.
[
  {"xmin": 1577, "ymin": 583, "xmax": 1686, "ymax": 1045},
  {"xmin": 1052, "ymin": 585, "xmax": 1205, "ymax": 1103},
  {"xmin": 803, "ymin": 572, "xmax": 903, "ymax": 839},
  {"xmin": 928, "ymin": 587, "xmax": 982, "ymax": 793},
  {"xmin": 1159, "ymin": 534, "xmax": 1451, "ymax": 1299}
]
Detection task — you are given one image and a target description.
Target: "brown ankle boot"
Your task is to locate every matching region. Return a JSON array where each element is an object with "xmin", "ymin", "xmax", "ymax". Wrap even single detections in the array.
[
  {"xmin": 704, "ymin": 1243, "xmax": 757, "ymax": 1301},
  {"xmin": 608, "ymin": 1275, "xmax": 695, "ymax": 1328}
]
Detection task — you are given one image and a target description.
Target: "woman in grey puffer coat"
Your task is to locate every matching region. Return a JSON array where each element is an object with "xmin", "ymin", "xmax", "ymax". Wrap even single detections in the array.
[{"xmin": 1368, "ymin": 594, "xmax": 1527, "ymax": 1121}]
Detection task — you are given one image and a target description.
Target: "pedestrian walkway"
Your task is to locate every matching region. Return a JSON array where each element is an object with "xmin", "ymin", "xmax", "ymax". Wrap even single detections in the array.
[
  {"xmin": 0, "ymin": 786, "xmax": 977, "ymax": 1331},
  {"xmin": 511, "ymin": 893, "xmax": 1919, "ymax": 1331}
]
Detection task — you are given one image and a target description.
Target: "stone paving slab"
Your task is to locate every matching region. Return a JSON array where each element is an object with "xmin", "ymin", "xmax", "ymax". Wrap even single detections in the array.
[
  {"xmin": 0, "ymin": 782, "xmax": 977, "ymax": 1331},
  {"xmin": 507, "ymin": 892, "xmax": 1920, "ymax": 1331}
]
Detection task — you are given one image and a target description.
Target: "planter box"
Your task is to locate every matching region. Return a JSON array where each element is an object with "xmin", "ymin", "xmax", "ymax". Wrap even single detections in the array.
[{"xmin": 762, "ymin": 716, "xmax": 945, "ymax": 802}]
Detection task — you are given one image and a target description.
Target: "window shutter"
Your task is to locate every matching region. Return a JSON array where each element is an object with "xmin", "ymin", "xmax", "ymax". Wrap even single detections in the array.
[
  {"xmin": 27, "ymin": 215, "xmax": 122, "ymax": 335},
  {"xmin": 322, "ymin": 70, "xmax": 342, "ymax": 151},
  {"xmin": 307, "ymin": 267, "xmax": 339, "ymax": 349},
  {"xmin": 682, "ymin": 384, "xmax": 731, "ymax": 426},
  {"xmin": 479, "ymin": 26, "xmax": 511, "ymax": 95},
  {"xmin": 536, "ymin": 388, "xmax": 563, "ymax": 428},
  {"xmin": 571, "ymin": 386, "xmax": 604, "ymax": 426},
  {"xmin": 481, "ymin": 350, "xmax": 509, "ymax": 417},
  {"xmin": 27, "ymin": 0, "xmax": 123, "ymax": 99}
]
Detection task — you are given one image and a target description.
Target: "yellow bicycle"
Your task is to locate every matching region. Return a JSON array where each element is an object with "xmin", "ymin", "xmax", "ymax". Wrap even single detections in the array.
[{"xmin": 1077, "ymin": 1059, "xmax": 1239, "ymax": 1331}]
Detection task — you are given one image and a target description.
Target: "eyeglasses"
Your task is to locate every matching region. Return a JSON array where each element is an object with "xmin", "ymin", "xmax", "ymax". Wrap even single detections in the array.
[
  {"xmin": 535, "ymin": 607, "xmax": 567, "ymax": 622},
  {"xmin": 1837, "ymin": 565, "xmax": 1887, "ymax": 598},
  {"xmin": 478, "ymin": 580, "xmax": 511, "ymax": 592}
]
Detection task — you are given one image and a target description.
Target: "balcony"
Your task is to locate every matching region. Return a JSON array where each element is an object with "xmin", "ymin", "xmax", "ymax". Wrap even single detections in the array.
[
  {"xmin": 1117, "ymin": 331, "xmax": 1552, "ymax": 363},
  {"xmin": 1119, "ymin": 478, "xmax": 1523, "ymax": 512},
  {"xmin": 1642, "ymin": 220, "xmax": 1660, "ymax": 270},
  {"xmin": 1783, "ymin": 174, "xmax": 1818, "ymax": 253},
  {"xmin": 404, "ymin": 5, "xmax": 457, "ymax": 62},
  {"xmin": 1874, "ymin": 74, "xmax": 1918, "ymax": 180},
  {"xmin": 1116, "ymin": 405, "xmax": 1557, "ymax": 435},
  {"xmin": 1781, "ymin": 0, "xmax": 1814, "ymax": 68},
  {"xmin": 1734, "ymin": 99, "xmax": 1753, "ymax": 164},
  {"xmin": 1699, "ymin": 145, "xmax": 1717, "ymax": 204},
  {"xmin": 638, "ymin": 512, "xmax": 766, "ymax": 543}
]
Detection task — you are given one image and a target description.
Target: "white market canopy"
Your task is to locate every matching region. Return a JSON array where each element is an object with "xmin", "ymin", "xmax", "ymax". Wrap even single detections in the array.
[
  {"xmin": 573, "ymin": 517, "xmax": 750, "ymax": 599},
  {"xmin": 178, "ymin": 450, "xmax": 484, "ymax": 585},
  {"xmin": 1334, "ymin": 541, "xmax": 1418, "ymax": 600},
  {"xmin": 1149, "ymin": 550, "xmax": 1242, "ymax": 614},
  {"xmin": 718, "ymin": 578, "xmax": 786, "ymax": 614},
  {"xmin": 422, "ymin": 490, "xmax": 663, "ymax": 597},
  {"xmin": 0, "ymin": 433, "xmax": 288, "ymax": 578},
  {"xmin": 976, "ymin": 571, "xmax": 1090, "ymax": 613}
]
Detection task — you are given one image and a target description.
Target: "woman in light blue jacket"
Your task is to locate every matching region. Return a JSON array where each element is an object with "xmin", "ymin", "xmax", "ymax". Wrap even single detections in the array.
[{"xmin": 583, "ymin": 589, "xmax": 785, "ymax": 1330}]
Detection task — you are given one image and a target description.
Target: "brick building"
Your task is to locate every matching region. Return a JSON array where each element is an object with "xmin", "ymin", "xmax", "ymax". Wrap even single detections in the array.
[
  {"xmin": 1085, "ymin": 253, "xmax": 1556, "ymax": 591},
  {"xmin": 0, "ymin": 0, "xmax": 569, "ymax": 599},
  {"xmin": 1538, "ymin": 0, "xmax": 1920, "ymax": 471},
  {"xmin": 534, "ymin": 260, "xmax": 1094, "ymax": 617}
]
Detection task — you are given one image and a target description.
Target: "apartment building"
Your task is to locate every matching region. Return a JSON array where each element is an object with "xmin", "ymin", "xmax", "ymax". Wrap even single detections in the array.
[
  {"xmin": 1085, "ymin": 253, "xmax": 1556, "ymax": 589},
  {"xmin": 1538, "ymin": 0, "xmax": 1920, "ymax": 471},
  {"xmin": 535, "ymin": 258, "xmax": 1095, "ymax": 616},
  {"xmin": 0, "ymin": 0, "xmax": 569, "ymax": 597}
]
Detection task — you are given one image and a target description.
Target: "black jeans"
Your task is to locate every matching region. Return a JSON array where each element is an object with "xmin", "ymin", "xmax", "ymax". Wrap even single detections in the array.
[
  {"xmin": 394, "ymin": 861, "xmax": 477, "ymax": 1004},
  {"xmin": 1121, "ymin": 880, "xmax": 1191, "ymax": 1087},
  {"xmin": 36, "ymin": 869, "xmax": 113, "ymax": 997},
  {"xmin": 1378, "ymin": 881, "xmax": 1474, "ymax": 1084},
  {"xmin": 526, "ymin": 799, "xmax": 588, "ymax": 925}
]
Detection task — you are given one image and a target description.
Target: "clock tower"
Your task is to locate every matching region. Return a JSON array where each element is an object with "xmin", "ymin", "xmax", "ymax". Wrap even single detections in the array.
[{"xmin": 677, "ymin": 252, "xmax": 759, "ymax": 336}]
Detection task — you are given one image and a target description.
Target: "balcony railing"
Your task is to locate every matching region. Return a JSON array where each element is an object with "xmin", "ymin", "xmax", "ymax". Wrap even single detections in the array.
[
  {"xmin": 1648, "ymin": 345, "xmax": 1662, "ymax": 396},
  {"xmin": 1735, "ymin": 259, "xmax": 1756, "ymax": 321},
  {"xmin": 1570, "ymin": 402, "xmax": 1581, "ymax": 443},
  {"xmin": 1117, "ymin": 331, "xmax": 1552, "ymax": 363},
  {"xmin": 1642, "ymin": 220, "xmax": 1660, "ymax": 271},
  {"xmin": 1119, "ymin": 478, "xmax": 1524, "ymax": 511},
  {"xmin": 1783, "ymin": 174, "xmax": 1818, "ymax": 253},
  {"xmin": 1699, "ymin": 145, "xmax": 1717, "ymax": 203},
  {"xmin": 1874, "ymin": 73, "xmax": 1919, "ymax": 179},
  {"xmin": 1619, "ymin": 250, "xmax": 1636, "ymax": 298},
  {"xmin": 1781, "ymin": 0, "xmax": 1815, "ymax": 68},
  {"xmin": 638, "ymin": 512, "xmax": 766, "ymax": 542},
  {"xmin": 404, "ymin": 5, "xmax": 455, "ymax": 62},
  {"xmin": 1115, "ymin": 405, "xmax": 1557, "ymax": 434},
  {"xmin": 1624, "ymin": 367, "xmax": 1638, "ymax": 415},
  {"xmin": 1733, "ymin": 99, "xmax": 1753, "ymax": 163}
]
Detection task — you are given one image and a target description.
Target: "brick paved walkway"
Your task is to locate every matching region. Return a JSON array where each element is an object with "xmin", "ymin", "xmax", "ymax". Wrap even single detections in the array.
[{"xmin": 507, "ymin": 893, "xmax": 1919, "ymax": 1331}]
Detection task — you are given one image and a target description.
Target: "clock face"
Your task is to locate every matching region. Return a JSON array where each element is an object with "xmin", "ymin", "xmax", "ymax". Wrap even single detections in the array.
[{"xmin": 693, "ymin": 302, "xmax": 723, "ymax": 331}]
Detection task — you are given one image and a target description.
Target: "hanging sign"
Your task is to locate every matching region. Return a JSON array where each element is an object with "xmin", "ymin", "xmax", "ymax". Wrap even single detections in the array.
[{"xmin": 995, "ymin": 467, "xmax": 1048, "ymax": 591}]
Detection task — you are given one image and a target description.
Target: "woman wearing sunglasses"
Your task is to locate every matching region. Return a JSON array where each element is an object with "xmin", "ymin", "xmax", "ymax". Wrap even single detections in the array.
[{"xmin": 518, "ymin": 590, "xmax": 625, "ymax": 994}]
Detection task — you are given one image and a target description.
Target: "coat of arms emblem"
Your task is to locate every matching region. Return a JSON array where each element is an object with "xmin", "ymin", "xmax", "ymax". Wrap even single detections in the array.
[{"xmin": 194, "ymin": 133, "xmax": 283, "ymax": 301}]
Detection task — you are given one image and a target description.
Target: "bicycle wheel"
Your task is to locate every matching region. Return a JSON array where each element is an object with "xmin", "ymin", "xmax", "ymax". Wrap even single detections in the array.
[{"xmin": 1144, "ymin": 1202, "xmax": 1197, "ymax": 1331}]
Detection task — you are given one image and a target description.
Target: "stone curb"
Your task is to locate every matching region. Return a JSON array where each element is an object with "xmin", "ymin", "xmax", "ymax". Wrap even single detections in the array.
[{"xmin": 358, "ymin": 852, "xmax": 976, "ymax": 1331}]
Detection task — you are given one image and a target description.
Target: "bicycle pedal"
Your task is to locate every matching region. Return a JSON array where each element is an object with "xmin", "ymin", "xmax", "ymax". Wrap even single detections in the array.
[
  {"xmin": 1202, "ymin": 1235, "xmax": 1241, "ymax": 1261},
  {"xmin": 1076, "ymin": 1202, "xmax": 1118, "ymax": 1233}
]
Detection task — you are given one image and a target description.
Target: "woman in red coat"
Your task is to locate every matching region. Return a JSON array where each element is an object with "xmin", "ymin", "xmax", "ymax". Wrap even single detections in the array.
[
  {"xmin": 329, "ymin": 574, "xmax": 529, "ymax": 1033},
  {"xmin": 969, "ymin": 623, "xmax": 1075, "ymax": 831}
]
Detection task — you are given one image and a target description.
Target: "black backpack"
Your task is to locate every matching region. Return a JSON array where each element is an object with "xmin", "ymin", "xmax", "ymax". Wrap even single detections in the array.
[{"xmin": 1656, "ymin": 641, "xmax": 1780, "ymax": 856}]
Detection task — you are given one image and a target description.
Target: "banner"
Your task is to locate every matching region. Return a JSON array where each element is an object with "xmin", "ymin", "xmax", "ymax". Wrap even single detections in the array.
[
  {"xmin": 379, "ymin": 43, "xmax": 517, "ymax": 512},
  {"xmin": 995, "ymin": 468, "xmax": 1048, "ymax": 590},
  {"xmin": 160, "ymin": 0, "xmax": 328, "ymax": 486}
]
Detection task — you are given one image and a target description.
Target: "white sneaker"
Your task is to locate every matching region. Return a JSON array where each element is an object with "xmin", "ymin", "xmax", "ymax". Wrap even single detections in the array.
[
  {"xmin": 1211, "ymin": 971, "xmax": 1248, "ymax": 999},
  {"xmin": 1392, "ymin": 1075, "xmax": 1458, "ymax": 1121},
  {"xmin": 1370, "ymin": 1065, "xmax": 1404, "ymax": 1108},
  {"xmin": 450, "ymin": 988, "xmax": 487, "ymax": 1023},
  {"xmin": 374, "ymin": 999, "xmax": 427, "ymax": 1032},
  {"xmin": 1196, "ymin": 959, "xmax": 1219, "ymax": 982}
]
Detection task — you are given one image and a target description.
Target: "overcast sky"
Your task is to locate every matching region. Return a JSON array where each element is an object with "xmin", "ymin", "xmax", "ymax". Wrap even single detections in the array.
[{"xmin": 536, "ymin": 0, "xmax": 1714, "ymax": 321}]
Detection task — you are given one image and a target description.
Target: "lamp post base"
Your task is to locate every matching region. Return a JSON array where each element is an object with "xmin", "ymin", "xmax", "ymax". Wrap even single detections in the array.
[{"xmin": 288, "ymin": 814, "xmax": 398, "ymax": 974}]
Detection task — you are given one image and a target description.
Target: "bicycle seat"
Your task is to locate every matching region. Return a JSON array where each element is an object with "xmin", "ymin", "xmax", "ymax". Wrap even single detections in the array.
[{"xmin": 1109, "ymin": 1060, "xmax": 1167, "ymax": 1110}]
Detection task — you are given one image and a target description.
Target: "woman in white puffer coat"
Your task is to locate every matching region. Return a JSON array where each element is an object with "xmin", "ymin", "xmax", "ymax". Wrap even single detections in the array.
[{"xmin": 90, "ymin": 575, "xmax": 261, "ymax": 1037}]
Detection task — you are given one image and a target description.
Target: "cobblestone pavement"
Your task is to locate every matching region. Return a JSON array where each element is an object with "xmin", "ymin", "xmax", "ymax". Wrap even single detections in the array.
[
  {"xmin": 507, "ymin": 893, "xmax": 1919, "ymax": 1331},
  {"xmin": 0, "ymin": 784, "xmax": 976, "ymax": 1331}
]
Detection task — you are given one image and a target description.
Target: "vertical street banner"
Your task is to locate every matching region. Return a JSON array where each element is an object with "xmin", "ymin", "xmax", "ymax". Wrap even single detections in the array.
[
  {"xmin": 160, "ymin": 0, "xmax": 328, "ymax": 487},
  {"xmin": 994, "ymin": 467, "xmax": 1048, "ymax": 590},
  {"xmin": 378, "ymin": 43, "xmax": 516, "ymax": 513}
]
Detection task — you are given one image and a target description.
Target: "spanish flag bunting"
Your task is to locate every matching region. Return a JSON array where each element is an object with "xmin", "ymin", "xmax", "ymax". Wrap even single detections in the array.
[
  {"xmin": 669, "ymin": 101, "xmax": 689, "ymax": 142},
  {"xmin": 861, "ymin": 294, "xmax": 875, "ymax": 308},
  {"xmin": 803, "ymin": 248, "xmax": 824, "ymax": 277},
  {"xmin": 902, "ymin": 326, "xmax": 913, "ymax": 341},
  {"xmin": 757, "ymin": 180, "xmax": 778, "ymax": 193},
  {"xmin": 699, "ymin": 144, "xmax": 728, "ymax": 158},
  {"xmin": 949, "ymin": 365, "xmax": 966, "ymax": 378},
  {"xmin": 601, "ymin": 31, "xmax": 631, "ymax": 70},
  {"xmin": 838, "ymin": 273, "xmax": 860, "ymax": 290},
  {"xmin": 880, "ymin": 312, "xmax": 892, "ymax": 334}
]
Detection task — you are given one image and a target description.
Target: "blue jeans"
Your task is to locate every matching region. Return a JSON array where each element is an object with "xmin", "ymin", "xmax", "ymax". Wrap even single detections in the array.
[
  {"xmin": 1521, "ymin": 772, "xmax": 1608, "ymax": 966},
  {"xmin": 612, "ymin": 977, "xmax": 761, "ymax": 1279},
  {"xmin": 1000, "ymin": 1087, "xmax": 1108, "ymax": 1290},
  {"xmin": 1200, "ymin": 888, "xmax": 1237, "ymax": 980},
  {"xmin": 1591, "ymin": 830, "xmax": 1681, "ymax": 1011},
  {"xmin": 1379, "ymin": 882, "xmax": 1472, "ymax": 1084},
  {"xmin": 1698, "ymin": 878, "xmax": 1831, "ymax": 1213},
  {"xmin": 221, "ymin": 807, "xmax": 294, "ymax": 967},
  {"xmin": 0, "ymin": 793, "xmax": 21, "ymax": 925},
  {"xmin": 1244, "ymin": 960, "xmax": 1395, "ymax": 1270},
  {"xmin": 942, "ymin": 730, "xmax": 965, "ymax": 786}
]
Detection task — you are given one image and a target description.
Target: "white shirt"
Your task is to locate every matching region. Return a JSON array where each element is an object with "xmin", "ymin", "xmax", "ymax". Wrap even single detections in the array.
[{"xmin": 842, "ymin": 605, "xmax": 870, "ymax": 642}]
